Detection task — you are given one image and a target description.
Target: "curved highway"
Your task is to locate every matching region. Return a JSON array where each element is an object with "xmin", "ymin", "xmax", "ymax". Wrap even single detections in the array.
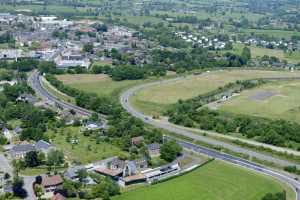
[
  {"xmin": 29, "ymin": 71, "xmax": 93, "ymax": 117},
  {"xmin": 29, "ymin": 70, "xmax": 300, "ymax": 200}
]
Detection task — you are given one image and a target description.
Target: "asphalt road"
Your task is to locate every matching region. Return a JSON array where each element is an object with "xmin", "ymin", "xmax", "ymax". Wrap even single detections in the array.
[
  {"xmin": 28, "ymin": 71, "xmax": 92, "ymax": 117},
  {"xmin": 29, "ymin": 71, "xmax": 300, "ymax": 199},
  {"xmin": 0, "ymin": 153, "xmax": 36, "ymax": 200}
]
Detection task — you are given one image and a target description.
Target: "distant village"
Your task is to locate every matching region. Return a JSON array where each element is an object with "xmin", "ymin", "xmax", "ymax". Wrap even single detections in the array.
[{"xmin": 0, "ymin": 13, "xmax": 151, "ymax": 69}]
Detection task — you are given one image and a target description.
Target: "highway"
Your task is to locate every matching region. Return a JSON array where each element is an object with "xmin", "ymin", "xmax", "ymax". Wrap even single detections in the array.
[
  {"xmin": 28, "ymin": 71, "xmax": 93, "ymax": 117},
  {"xmin": 29, "ymin": 71, "xmax": 300, "ymax": 199}
]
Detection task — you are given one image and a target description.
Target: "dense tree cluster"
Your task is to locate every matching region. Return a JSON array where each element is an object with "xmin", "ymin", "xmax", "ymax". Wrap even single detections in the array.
[
  {"xmin": 0, "ymin": 83, "xmax": 56, "ymax": 142},
  {"xmin": 261, "ymin": 191, "xmax": 286, "ymax": 200},
  {"xmin": 160, "ymin": 140, "xmax": 182, "ymax": 162},
  {"xmin": 151, "ymin": 47, "xmax": 251, "ymax": 73}
]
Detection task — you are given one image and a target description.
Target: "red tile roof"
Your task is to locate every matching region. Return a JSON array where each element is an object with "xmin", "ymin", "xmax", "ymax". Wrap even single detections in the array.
[
  {"xmin": 95, "ymin": 168, "xmax": 123, "ymax": 177},
  {"xmin": 52, "ymin": 193, "xmax": 66, "ymax": 200},
  {"xmin": 42, "ymin": 175, "xmax": 63, "ymax": 187}
]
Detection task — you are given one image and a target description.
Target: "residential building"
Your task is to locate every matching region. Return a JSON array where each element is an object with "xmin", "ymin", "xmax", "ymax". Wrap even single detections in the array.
[
  {"xmin": 147, "ymin": 143, "xmax": 160, "ymax": 158},
  {"xmin": 10, "ymin": 143, "xmax": 35, "ymax": 159},
  {"xmin": 52, "ymin": 193, "xmax": 66, "ymax": 200},
  {"xmin": 131, "ymin": 136, "xmax": 144, "ymax": 146},
  {"xmin": 42, "ymin": 175, "xmax": 63, "ymax": 193}
]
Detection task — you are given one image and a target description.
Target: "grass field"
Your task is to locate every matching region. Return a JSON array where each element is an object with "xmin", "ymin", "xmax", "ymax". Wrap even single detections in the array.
[
  {"xmin": 113, "ymin": 160, "xmax": 295, "ymax": 200},
  {"xmin": 241, "ymin": 29, "xmax": 300, "ymax": 39},
  {"xmin": 48, "ymin": 126, "xmax": 125, "ymax": 164},
  {"xmin": 219, "ymin": 80, "xmax": 300, "ymax": 122},
  {"xmin": 232, "ymin": 44, "xmax": 300, "ymax": 64},
  {"xmin": 56, "ymin": 74, "xmax": 146, "ymax": 98},
  {"xmin": 132, "ymin": 70, "xmax": 300, "ymax": 115}
]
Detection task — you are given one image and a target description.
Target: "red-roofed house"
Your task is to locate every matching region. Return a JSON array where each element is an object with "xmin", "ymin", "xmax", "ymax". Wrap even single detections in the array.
[
  {"xmin": 52, "ymin": 193, "xmax": 66, "ymax": 200},
  {"xmin": 42, "ymin": 175, "xmax": 63, "ymax": 193}
]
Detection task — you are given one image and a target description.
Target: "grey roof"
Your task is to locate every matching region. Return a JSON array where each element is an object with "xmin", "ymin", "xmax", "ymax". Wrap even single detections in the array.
[
  {"xmin": 35, "ymin": 140, "xmax": 51, "ymax": 151},
  {"xmin": 11, "ymin": 144, "xmax": 35, "ymax": 153},
  {"xmin": 13, "ymin": 126, "xmax": 23, "ymax": 134},
  {"xmin": 147, "ymin": 143, "xmax": 160, "ymax": 151},
  {"xmin": 65, "ymin": 166, "xmax": 84, "ymax": 179},
  {"xmin": 127, "ymin": 161, "xmax": 137, "ymax": 174}
]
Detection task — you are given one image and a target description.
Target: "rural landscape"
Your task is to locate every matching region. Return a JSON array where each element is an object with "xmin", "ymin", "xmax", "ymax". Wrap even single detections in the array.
[{"xmin": 0, "ymin": 0, "xmax": 300, "ymax": 200}]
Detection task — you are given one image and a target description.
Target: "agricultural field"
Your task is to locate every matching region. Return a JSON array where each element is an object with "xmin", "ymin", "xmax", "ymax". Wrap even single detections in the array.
[
  {"xmin": 119, "ymin": 16, "xmax": 164, "ymax": 25},
  {"xmin": 56, "ymin": 74, "xmax": 146, "ymax": 98},
  {"xmin": 0, "ymin": 4, "xmax": 91, "ymax": 15},
  {"xmin": 48, "ymin": 126, "xmax": 125, "ymax": 164},
  {"xmin": 219, "ymin": 80, "xmax": 300, "ymax": 122},
  {"xmin": 113, "ymin": 160, "xmax": 295, "ymax": 200},
  {"xmin": 131, "ymin": 70, "xmax": 300, "ymax": 115},
  {"xmin": 240, "ymin": 29, "xmax": 300, "ymax": 39},
  {"xmin": 232, "ymin": 44, "xmax": 300, "ymax": 64}
]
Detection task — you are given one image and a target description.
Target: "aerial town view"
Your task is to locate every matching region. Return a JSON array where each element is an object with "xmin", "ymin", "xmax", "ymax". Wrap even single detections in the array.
[{"xmin": 1, "ymin": 0, "xmax": 300, "ymax": 200}]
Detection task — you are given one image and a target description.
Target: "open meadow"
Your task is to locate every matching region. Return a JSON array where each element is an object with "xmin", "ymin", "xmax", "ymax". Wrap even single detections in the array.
[
  {"xmin": 56, "ymin": 74, "xmax": 146, "ymax": 98},
  {"xmin": 219, "ymin": 80, "xmax": 300, "ymax": 122},
  {"xmin": 113, "ymin": 160, "xmax": 295, "ymax": 200},
  {"xmin": 131, "ymin": 70, "xmax": 300, "ymax": 115}
]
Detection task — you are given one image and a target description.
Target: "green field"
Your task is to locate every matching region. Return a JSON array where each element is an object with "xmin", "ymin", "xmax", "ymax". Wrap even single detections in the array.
[
  {"xmin": 241, "ymin": 29, "xmax": 300, "ymax": 39},
  {"xmin": 56, "ymin": 74, "xmax": 146, "ymax": 98},
  {"xmin": 132, "ymin": 70, "xmax": 300, "ymax": 115},
  {"xmin": 48, "ymin": 126, "xmax": 125, "ymax": 164},
  {"xmin": 219, "ymin": 80, "xmax": 300, "ymax": 122},
  {"xmin": 114, "ymin": 160, "xmax": 295, "ymax": 200},
  {"xmin": 231, "ymin": 44, "xmax": 300, "ymax": 64}
]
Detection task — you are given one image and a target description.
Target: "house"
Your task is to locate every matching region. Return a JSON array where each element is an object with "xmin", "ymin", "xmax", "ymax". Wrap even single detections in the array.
[
  {"xmin": 16, "ymin": 93, "xmax": 38, "ymax": 104},
  {"xmin": 42, "ymin": 175, "xmax": 63, "ymax": 193},
  {"xmin": 83, "ymin": 120, "xmax": 105, "ymax": 131},
  {"xmin": 64, "ymin": 166, "xmax": 84, "ymax": 180},
  {"xmin": 94, "ymin": 157, "xmax": 125, "ymax": 179},
  {"xmin": 52, "ymin": 193, "xmax": 66, "ymax": 200},
  {"xmin": 2, "ymin": 128, "xmax": 12, "ymax": 142},
  {"xmin": 10, "ymin": 140, "xmax": 54, "ymax": 159},
  {"xmin": 54, "ymin": 49, "xmax": 90, "ymax": 69},
  {"xmin": 35, "ymin": 140, "xmax": 53, "ymax": 154},
  {"xmin": 118, "ymin": 159, "xmax": 148, "ymax": 187},
  {"xmin": 147, "ymin": 143, "xmax": 160, "ymax": 158},
  {"xmin": 13, "ymin": 126, "xmax": 23, "ymax": 135},
  {"xmin": 131, "ymin": 136, "xmax": 144, "ymax": 146},
  {"xmin": 10, "ymin": 144, "xmax": 35, "ymax": 159},
  {"xmin": 122, "ymin": 159, "xmax": 148, "ymax": 177}
]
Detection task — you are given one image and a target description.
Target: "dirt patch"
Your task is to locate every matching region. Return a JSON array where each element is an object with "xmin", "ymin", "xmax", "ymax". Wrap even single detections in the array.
[{"xmin": 249, "ymin": 90, "xmax": 278, "ymax": 101}]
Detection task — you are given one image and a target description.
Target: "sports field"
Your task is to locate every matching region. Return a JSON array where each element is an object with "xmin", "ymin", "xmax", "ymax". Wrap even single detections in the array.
[
  {"xmin": 132, "ymin": 70, "xmax": 300, "ymax": 115},
  {"xmin": 219, "ymin": 80, "xmax": 300, "ymax": 122},
  {"xmin": 56, "ymin": 74, "xmax": 146, "ymax": 98},
  {"xmin": 113, "ymin": 160, "xmax": 295, "ymax": 200}
]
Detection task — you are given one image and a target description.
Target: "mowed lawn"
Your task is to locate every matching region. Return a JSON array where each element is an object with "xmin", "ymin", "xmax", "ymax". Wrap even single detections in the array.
[
  {"xmin": 56, "ymin": 74, "xmax": 145, "ymax": 97},
  {"xmin": 132, "ymin": 70, "xmax": 300, "ymax": 115},
  {"xmin": 48, "ymin": 126, "xmax": 125, "ymax": 164},
  {"xmin": 114, "ymin": 161, "xmax": 295, "ymax": 200},
  {"xmin": 219, "ymin": 80, "xmax": 300, "ymax": 122}
]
